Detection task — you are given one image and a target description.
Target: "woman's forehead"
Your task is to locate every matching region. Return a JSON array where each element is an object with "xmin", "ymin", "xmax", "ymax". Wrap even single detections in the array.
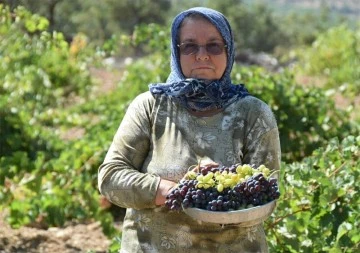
[
  {"xmin": 179, "ymin": 14, "xmax": 214, "ymax": 31},
  {"xmin": 179, "ymin": 18, "xmax": 223, "ymax": 41}
]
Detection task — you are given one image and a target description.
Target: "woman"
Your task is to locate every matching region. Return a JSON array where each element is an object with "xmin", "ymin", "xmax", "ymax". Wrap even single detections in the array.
[{"xmin": 98, "ymin": 7, "xmax": 281, "ymax": 253}]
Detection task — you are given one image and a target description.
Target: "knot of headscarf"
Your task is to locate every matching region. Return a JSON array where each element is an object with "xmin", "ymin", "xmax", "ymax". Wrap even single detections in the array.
[
  {"xmin": 150, "ymin": 78, "xmax": 249, "ymax": 111},
  {"xmin": 148, "ymin": 7, "xmax": 250, "ymax": 112}
]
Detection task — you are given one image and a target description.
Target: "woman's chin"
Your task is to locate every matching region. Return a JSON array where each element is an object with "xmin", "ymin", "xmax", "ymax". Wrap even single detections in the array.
[{"xmin": 189, "ymin": 74, "xmax": 215, "ymax": 80}]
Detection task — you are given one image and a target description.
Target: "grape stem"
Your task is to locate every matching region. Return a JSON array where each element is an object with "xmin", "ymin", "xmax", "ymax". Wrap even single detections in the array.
[
  {"xmin": 186, "ymin": 159, "xmax": 202, "ymax": 173},
  {"xmin": 269, "ymin": 170, "xmax": 280, "ymax": 179},
  {"xmin": 328, "ymin": 161, "xmax": 346, "ymax": 177}
]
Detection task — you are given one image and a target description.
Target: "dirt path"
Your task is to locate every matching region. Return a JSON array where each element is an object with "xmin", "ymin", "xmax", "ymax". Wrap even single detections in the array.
[{"xmin": 0, "ymin": 211, "xmax": 111, "ymax": 253}]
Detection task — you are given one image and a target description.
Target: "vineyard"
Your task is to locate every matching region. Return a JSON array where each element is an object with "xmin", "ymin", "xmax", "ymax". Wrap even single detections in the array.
[{"xmin": 0, "ymin": 4, "xmax": 359, "ymax": 253}]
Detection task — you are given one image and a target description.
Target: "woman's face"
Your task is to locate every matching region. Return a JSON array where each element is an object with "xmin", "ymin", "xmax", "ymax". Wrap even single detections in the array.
[{"xmin": 178, "ymin": 18, "xmax": 227, "ymax": 80}]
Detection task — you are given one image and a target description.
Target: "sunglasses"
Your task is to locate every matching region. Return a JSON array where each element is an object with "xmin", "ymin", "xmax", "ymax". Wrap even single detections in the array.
[{"xmin": 177, "ymin": 42, "xmax": 227, "ymax": 55}]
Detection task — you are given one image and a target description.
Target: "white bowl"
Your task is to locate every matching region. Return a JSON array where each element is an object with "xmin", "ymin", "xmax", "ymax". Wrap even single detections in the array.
[{"xmin": 182, "ymin": 200, "xmax": 276, "ymax": 226}]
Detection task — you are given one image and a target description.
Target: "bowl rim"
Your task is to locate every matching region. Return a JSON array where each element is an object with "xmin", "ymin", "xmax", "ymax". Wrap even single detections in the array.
[
  {"xmin": 182, "ymin": 199, "xmax": 276, "ymax": 213},
  {"xmin": 182, "ymin": 200, "xmax": 277, "ymax": 225}
]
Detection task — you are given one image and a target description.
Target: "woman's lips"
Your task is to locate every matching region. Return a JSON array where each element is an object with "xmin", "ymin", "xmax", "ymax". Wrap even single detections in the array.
[{"xmin": 194, "ymin": 66, "xmax": 213, "ymax": 70}]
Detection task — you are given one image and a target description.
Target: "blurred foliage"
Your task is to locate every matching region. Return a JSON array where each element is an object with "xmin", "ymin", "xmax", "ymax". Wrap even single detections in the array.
[
  {"xmin": 278, "ymin": 7, "xmax": 348, "ymax": 46},
  {"xmin": 0, "ymin": 5, "xmax": 92, "ymax": 158},
  {"xmin": 1, "ymin": 0, "xmax": 355, "ymax": 54},
  {"xmin": 0, "ymin": 5, "xmax": 117, "ymax": 236},
  {"xmin": 104, "ymin": 0, "xmax": 171, "ymax": 34},
  {"xmin": 231, "ymin": 66, "xmax": 359, "ymax": 162},
  {"xmin": 209, "ymin": 0, "xmax": 289, "ymax": 52},
  {"xmin": 117, "ymin": 23, "xmax": 171, "ymax": 57},
  {"xmin": 1, "ymin": 0, "xmax": 171, "ymax": 45},
  {"xmin": 294, "ymin": 24, "xmax": 360, "ymax": 95}
]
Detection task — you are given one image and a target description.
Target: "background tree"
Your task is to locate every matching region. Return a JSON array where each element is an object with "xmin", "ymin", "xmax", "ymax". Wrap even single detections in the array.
[
  {"xmin": 0, "ymin": 0, "xmax": 354, "ymax": 53},
  {"xmin": 105, "ymin": 0, "xmax": 171, "ymax": 33},
  {"xmin": 0, "ymin": 0, "xmax": 171, "ymax": 43},
  {"xmin": 0, "ymin": 0, "xmax": 64, "ymax": 30},
  {"xmin": 209, "ymin": 0, "xmax": 290, "ymax": 52}
]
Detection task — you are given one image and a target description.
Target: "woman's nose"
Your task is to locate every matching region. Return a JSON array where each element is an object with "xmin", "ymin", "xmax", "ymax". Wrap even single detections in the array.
[{"xmin": 196, "ymin": 46, "xmax": 209, "ymax": 61}]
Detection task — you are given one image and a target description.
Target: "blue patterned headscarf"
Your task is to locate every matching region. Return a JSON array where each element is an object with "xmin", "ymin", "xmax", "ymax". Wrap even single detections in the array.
[{"xmin": 149, "ymin": 7, "xmax": 249, "ymax": 112}]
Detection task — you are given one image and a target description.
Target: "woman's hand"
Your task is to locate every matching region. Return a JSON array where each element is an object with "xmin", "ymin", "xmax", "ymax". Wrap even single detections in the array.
[
  {"xmin": 155, "ymin": 161, "xmax": 219, "ymax": 206},
  {"xmin": 192, "ymin": 161, "xmax": 219, "ymax": 175},
  {"xmin": 155, "ymin": 179, "xmax": 178, "ymax": 206}
]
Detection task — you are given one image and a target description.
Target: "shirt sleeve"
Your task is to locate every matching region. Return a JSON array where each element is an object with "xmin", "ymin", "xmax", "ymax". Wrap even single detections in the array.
[
  {"xmin": 97, "ymin": 92, "xmax": 161, "ymax": 210},
  {"xmin": 242, "ymin": 102, "xmax": 281, "ymax": 178}
]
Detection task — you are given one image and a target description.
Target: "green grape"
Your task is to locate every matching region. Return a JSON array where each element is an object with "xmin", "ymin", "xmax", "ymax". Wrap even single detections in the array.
[
  {"xmin": 215, "ymin": 175, "xmax": 224, "ymax": 182},
  {"xmin": 197, "ymin": 182, "xmax": 204, "ymax": 188},
  {"xmin": 217, "ymin": 183, "xmax": 224, "ymax": 192},
  {"xmin": 204, "ymin": 172, "xmax": 214, "ymax": 182},
  {"xmin": 231, "ymin": 173, "xmax": 239, "ymax": 182},
  {"xmin": 224, "ymin": 178, "xmax": 234, "ymax": 188},
  {"xmin": 235, "ymin": 165, "xmax": 243, "ymax": 174},
  {"xmin": 186, "ymin": 171, "xmax": 197, "ymax": 180},
  {"xmin": 242, "ymin": 164, "xmax": 253, "ymax": 176},
  {"xmin": 257, "ymin": 165, "xmax": 271, "ymax": 177},
  {"xmin": 196, "ymin": 175, "xmax": 204, "ymax": 181},
  {"xmin": 196, "ymin": 172, "xmax": 215, "ymax": 189}
]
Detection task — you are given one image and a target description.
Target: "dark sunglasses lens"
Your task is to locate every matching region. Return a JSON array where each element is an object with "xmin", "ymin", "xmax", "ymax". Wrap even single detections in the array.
[
  {"xmin": 179, "ymin": 43, "xmax": 225, "ymax": 55},
  {"xmin": 181, "ymin": 43, "xmax": 198, "ymax": 55},
  {"xmin": 206, "ymin": 43, "xmax": 223, "ymax": 55}
]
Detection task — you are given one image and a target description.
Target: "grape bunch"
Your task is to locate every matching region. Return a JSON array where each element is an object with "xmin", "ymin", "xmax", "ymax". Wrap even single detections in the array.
[{"xmin": 165, "ymin": 164, "xmax": 280, "ymax": 212}]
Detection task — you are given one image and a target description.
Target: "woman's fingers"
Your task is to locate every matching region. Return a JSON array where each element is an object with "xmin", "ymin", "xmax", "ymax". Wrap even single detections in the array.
[
  {"xmin": 196, "ymin": 162, "xmax": 219, "ymax": 171},
  {"xmin": 190, "ymin": 162, "xmax": 220, "ymax": 174}
]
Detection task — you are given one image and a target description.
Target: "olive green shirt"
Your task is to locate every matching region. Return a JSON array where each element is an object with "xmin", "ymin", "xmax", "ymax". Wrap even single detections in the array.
[{"xmin": 98, "ymin": 91, "xmax": 281, "ymax": 253}]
